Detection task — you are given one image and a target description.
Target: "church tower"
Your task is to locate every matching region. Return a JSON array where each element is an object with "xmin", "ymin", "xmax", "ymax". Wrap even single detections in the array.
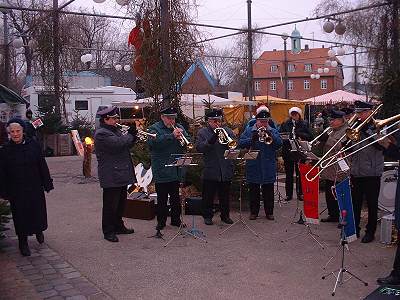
[{"xmin": 291, "ymin": 25, "xmax": 301, "ymax": 54}]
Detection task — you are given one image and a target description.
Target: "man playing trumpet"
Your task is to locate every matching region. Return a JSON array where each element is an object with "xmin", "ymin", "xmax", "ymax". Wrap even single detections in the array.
[
  {"xmin": 196, "ymin": 108, "xmax": 235, "ymax": 225},
  {"xmin": 147, "ymin": 106, "xmax": 191, "ymax": 231},
  {"xmin": 239, "ymin": 108, "xmax": 282, "ymax": 220}
]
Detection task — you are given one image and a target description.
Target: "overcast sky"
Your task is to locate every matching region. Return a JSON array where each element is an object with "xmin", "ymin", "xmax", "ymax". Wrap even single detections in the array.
[{"xmin": 70, "ymin": 0, "xmax": 359, "ymax": 84}]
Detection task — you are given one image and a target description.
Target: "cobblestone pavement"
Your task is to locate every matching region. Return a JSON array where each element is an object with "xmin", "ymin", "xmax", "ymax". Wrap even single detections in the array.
[{"xmin": 0, "ymin": 229, "xmax": 110, "ymax": 300}]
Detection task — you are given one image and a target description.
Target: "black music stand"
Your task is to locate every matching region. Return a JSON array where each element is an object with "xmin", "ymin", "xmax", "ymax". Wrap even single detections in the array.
[
  {"xmin": 162, "ymin": 154, "xmax": 207, "ymax": 247},
  {"xmin": 219, "ymin": 149, "xmax": 260, "ymax": 238},
  {"xmin": 322, "ymin": 212, "xmax": 368, "ymax": 296}
]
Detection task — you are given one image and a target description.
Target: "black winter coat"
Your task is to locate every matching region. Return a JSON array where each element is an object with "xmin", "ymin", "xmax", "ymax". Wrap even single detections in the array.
[
  {"xmin": 279, "ymin": 118, "xmax": 313, "ymax": 160},
  {"xmin": 0, "ymin": 138, "xmax": 53, "ymax": 236}
]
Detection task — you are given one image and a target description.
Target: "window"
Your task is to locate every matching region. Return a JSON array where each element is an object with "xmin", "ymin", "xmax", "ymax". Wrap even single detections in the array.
[
  {"xmin": 270, "ymin": 65, "xmax": 278, "ymax": 72},
  {"xmin": 304, "ymin": 64, "xmax": 312, "ymax": 72},
  {"xmin": 287, "ymin": 80, "xmax": 294, "ymax": 91},
  {"xmin": 270, "ymin": 81, "xmax": 276, "ymax": 91},
  {"xmin": 304, "ymin": 80, "xmax": 310, "ymax": 90},
  {"xmin": 288, "ymin": 64, "xmax": 295, "ymax": 72},
  {"xmin": 321, "ymin": 79, "xmax": 328, "ymax": 89},
  {"xmin": 254, "ymin": 81, "xmax": 260, "ymax": 91},
  {"xmin": 75, "ymin": 100, "xmax": 88, "ymax": 110}
]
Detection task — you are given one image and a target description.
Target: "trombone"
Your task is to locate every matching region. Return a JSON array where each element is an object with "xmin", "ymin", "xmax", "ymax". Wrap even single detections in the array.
[
  {"xmin": 345, "ymin": 103, "xmax": 383, "ymax": 141},
  {"xmin": 320, "ymin": 113, "xmax": 400, "ymax": 169},
  {"xmin": 214, "ymin": 127, "xmax": 237, "ymax": 149},
  {"xmin": 172, "ymin": 125, "xmax": 194, "ymax": 150},
  {"xmin": 258, "ymin": 127, "xmax": 273, "ymax": 145},
  {"xmin": 304, "ymin": 113, "xmax": 360, "ymax": 182}
]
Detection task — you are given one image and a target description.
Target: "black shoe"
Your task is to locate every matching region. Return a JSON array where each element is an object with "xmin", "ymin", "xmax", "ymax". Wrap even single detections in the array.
[
  {"xmin": 249, "ymin": 214, "xmax": 257, "ymax": 220},
  {"xmin": 104, "ymin": 233, "xmax": 119, "ymax": 242},
  {"xmin": 116, "ymin": 227, "xmax": 135, "ymax": 235},
  {"xmin": 377, "ymin": 274, "xmax": 400, "ymax": 285},
  {"xmin": 361, "ymin": 234, "xmax": 374, "ymax": 243},
  {"xmin": 36, "ymin": 232, "xmax": 44, "ymax": 244},
  {"xmin": 221, "ymin": 217, "xmax": 234, "ymax": 224},
  {"xmin": 321, "ymin": 216, "xmax": 339, "ymax": 223},
  {"xmin": 204, "ymin": 218, "xmax": 213, "ymax": 225},
  {"xmin": 18, "ymin": 237, "xmax": 31, "ymax": 257},
  {"xmin": 156, "ymin": 223, "xmax": 166, "ymax": 231}
]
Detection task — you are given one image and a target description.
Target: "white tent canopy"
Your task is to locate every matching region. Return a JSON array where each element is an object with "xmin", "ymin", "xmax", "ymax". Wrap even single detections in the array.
[{"xmin": 304, "ymin": 90, "xmax": 368, "ymax": 105}]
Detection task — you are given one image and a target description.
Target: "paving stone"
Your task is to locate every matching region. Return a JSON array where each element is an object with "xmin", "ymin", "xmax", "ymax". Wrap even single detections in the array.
[
  {"xmin": 66, "ymin": 295, "xmax": 87, "ymax": 300},
  {"xmin": 70, "ymin": 277, "xmax": 89, "ymax": 284},
  {"xmin": 43, "ymin": 273, "xmax": 62, "ymax": 280},
  {"xmin": 79, "ymin": 287, "xmax": 101, "ymax": 296},
  {"xmin": 54, "ymin": 283, "xmax": 74, "ymax": 291},
  {"xmin": 53, "ymin": 262, "xmax": 70, "ymax": 269},
  {"xmin": 38, "ymin": 264, "xmax": 53, "ymax": 270},
  {"xmin": 31, "ymin": 258, "xmax": 48, "ymax": 265},
  {"xmin": 42, "ymin": 268, "xmax": 57, "ymax": 275},
  {"xmin": 59, "ymin": 288, "xmax": 81, "ymax": 297},
  {"xmin": 59, "ymin": 267, "xmax": 76, "ymax": 274},
  {"xmin": 21, "ymin": 269, "xmax": 40, "ymax": 276},
  {"xmin": 49, "ymin": 278, "xmax": 70, "ymax": 285},
  {"xmin": 26, "ymin": 274, "xmax": 44, "ymax": 281},
  {"xmin": 38, "ymin": 289, "xmax": 58, "ymax": 298},
  {"xmin": 88, "ymin": 294, "xmax": 110, "ymax": 300},
  {"xmin": 46, "ymin": 296, "xmax": 64, "ymax": 300},
  {"xmin": 47, "ymin": 256, "xmax": 62, "ymax": 261},
  {"xmin": 65, "ymin": 272, "xmax": 82, "ymax": 279},
  {"xmin": 31, "ymin": 278, "xmax": 48, "ymax": 286},
  {"xmin": 35, "ymin": 284, "xmax": 54, "ymax": 292},
  {"xmin": 20, "ymin": 264, "xmax": 35, "ymax": 271}
]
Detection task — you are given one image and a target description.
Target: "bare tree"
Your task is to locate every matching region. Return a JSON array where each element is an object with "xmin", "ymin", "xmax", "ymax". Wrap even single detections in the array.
[{"xmin": 203, "ymin": 45, "xmax": 235, "ymax": 86}]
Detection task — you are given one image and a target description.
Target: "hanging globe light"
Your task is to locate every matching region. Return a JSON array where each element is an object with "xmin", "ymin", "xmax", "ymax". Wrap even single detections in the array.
[
  {"xmin": 310, "ymin": 74, "xmax": 316, "ymax": 79},
  {"xmin": 336, "ymin": 47, "xmax": 345, "ymax": 56},
  {"xmin": 317, "ymin": 68, "xmax": 323, "ymax": 74},
  {"xmin": 116, "ymin": 0, "xmax": 129, "ymax": 5},
  {"xmin": 325, "ymin": 59, "xmax": 331, "ymax": 67},
  {"xmin": 323, "ymin": 20, "xmax": 335, "ymax": 33},
  {"xmin": 80, "ymin": 54, "xmax": 92, "ymax": 64},
  {"xmin": 315, "ymin": 74, "xmax": 320, "ymax": 79},
  {"xmin": 335, "ymin": 22, "xmax": 346, "ymax": 35},
  {"xmin": 323, "ymin": 67, "xmax": 330, "ymax": 73},
  {"xmin": 28, "ymin": 39, "xmax": 38, "ymax": 49},
  {"xmin": 115, "ymin": 64, "xmax": 122, "ymax": 71},
  {"xmin": 93, "ymin": 0, "xmax": 106, "ymax": 3},
  {"xmin": 123, "ymin": 64, "xmax": 131, "ymax": 71},
  {"xmin": 331, "ymin": 60, "xmax": 338, "ymax": 68},
  {"xmin": 327, "ymin": 49, "xmax": 336, "ymax": 58}
]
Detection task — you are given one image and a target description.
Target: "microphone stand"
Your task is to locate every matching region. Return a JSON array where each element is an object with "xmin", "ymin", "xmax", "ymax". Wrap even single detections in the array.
[{"xmin": 322, "ymin": 211, "xmax": 368, "ymax": 296}]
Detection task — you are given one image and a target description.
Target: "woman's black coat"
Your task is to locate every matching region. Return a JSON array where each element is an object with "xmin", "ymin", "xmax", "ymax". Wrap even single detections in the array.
[{"xmin": 0, "ymin": 138, "xmax": 53, "ymax": 236}]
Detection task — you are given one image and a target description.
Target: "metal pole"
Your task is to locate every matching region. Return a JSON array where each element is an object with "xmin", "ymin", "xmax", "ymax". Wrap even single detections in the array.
[
  {"xmin": 247, "ymin": 0, "xmax": 253, "ymax": 104},
  {"xmin": 3, "ymin": 12, "xmax": 9, "ymax": 87},
  {"xmin": 53, "ymin": 0, "xmax": 61, "ymax": 116},
  {"xmin": 283, "ymin": 39, "xmax": 288, "ymax": 99},
  {"xmin": 353, "ymin": 46, "xmax": 357, "ymax": 95},
  {"xmin": 161, "ymin": 0, "xmax": 171, "ymax": 107}
]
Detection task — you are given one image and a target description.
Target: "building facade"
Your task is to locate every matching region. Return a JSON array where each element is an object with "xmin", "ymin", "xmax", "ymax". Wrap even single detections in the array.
[{"xmin": 253, "ymin": 28, "xmax": 344, "ymax": 100}]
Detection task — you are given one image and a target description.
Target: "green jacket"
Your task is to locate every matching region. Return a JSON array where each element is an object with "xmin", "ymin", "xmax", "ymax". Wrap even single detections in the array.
[{"xmin": 147, "ymin": 121, "xmax": 191, "ymax": 183}]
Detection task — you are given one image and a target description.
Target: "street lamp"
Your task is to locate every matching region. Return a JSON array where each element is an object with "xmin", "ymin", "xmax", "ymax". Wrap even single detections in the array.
[{"xmin": 281, "ymin": 32, "xmax": 289, "ymax": 99}]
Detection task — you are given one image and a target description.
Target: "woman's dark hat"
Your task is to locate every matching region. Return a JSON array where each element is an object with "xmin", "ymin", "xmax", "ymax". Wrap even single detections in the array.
[{"xmin": 6, "ymin": 117, "xmax": 26, "ymax": 130}]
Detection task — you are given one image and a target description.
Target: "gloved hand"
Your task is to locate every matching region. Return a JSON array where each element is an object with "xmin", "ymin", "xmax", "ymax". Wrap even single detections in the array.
[
  {"xmin": 44, "ymin": 181, "xmax": 54, "ymax": 193},
  {"xmin": 208, "ymin": 132, "xmax": 218, "ymax": 144},
  {"xmin": 127, "ymin": 123, "xmax": 137, "ymax": 137}
]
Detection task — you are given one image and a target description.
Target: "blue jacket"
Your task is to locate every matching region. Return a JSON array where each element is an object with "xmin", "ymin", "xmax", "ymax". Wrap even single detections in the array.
[{"xmin": 238, "ymin": 124, "xmax": 282, "ymax": 184}]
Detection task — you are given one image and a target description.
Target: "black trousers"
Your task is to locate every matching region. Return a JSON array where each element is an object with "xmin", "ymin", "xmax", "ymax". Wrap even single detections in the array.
[
  {"xmin": 325, "ymin": 180, "xmax": 339, "ymax": 219},
  {"xmin": 155, "ymin": 181, "xmax": 181, "ymax": 226},
  {"xmin": 351, "ymin": 176, "xmax": 380, "ymax": 236},
  {"xmin": 392, "ymin": 240, "xmax": 400, "ymax": 277},
  {"xmin": 202, "ymin": 180, "xmax": 231, "ymax": 219},
  {"xmin": 284, "ymin": 159, "xmax": 302, "ymax": 199},
  {"xmin": 102, "ymin": 186, "xmax": 127, "ymax": 235},
  {"xmin": 248, "ymin": 183, "xmax": 274, "ymax": 216}
]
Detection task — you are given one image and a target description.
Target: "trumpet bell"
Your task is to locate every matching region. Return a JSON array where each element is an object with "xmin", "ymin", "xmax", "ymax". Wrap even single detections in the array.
[{"xmin": 214, "ymin": 127, "xmax": 237, "ymax": 149}]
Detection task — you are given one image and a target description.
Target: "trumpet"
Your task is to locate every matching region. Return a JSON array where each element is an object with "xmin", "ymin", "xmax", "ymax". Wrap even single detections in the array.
[
  {"xmin": 172, "ymin": 125, "xmax": 194, "ymax": 150},
  {"xmin": 214, "ymin": 127, "xmax": 237, "ymax": 149},
  {"xmin": 116, "ymin": 123, "xmax": 156, "ymax": 141},
  {"xmin": 258, "ymin": 127, "xmax": 273, "ymax": 144}
]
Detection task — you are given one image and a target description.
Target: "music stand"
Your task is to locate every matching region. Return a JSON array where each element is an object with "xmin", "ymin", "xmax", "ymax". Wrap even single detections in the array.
[
  {"xmin": 163, "ymin": 154, "xmax": 207, "ymax": 247},
  {"xmin": 219, "ymin": 150, "xmax": 261, "ymax": 238}
]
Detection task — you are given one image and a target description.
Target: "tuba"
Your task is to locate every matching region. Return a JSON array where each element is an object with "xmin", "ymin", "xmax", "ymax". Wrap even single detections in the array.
[
  {"xmin": 258, "ymin": 127, "xmax": 273, "ymax": 144},
  {"xmin": 214, "ymin": 127, "xmax": 237, "ymax": 149},
  {"xmin": 172, "ymin": 125, "xmax": 194, "ymax": 150}
]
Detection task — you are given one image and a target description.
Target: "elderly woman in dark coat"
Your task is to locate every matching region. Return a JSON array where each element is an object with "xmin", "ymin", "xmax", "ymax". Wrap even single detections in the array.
[{"xmin": 0, "ymin": 118, "xmax": 53, "ymax": 256}]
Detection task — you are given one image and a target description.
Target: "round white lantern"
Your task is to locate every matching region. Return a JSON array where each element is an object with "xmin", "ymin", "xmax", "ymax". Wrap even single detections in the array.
[
  {"xmin": 80, "ymin": 54, "xmax": 92, "ymax": 64},
  {"xmin": 327, "ymin": 49, "xmax": 336, "ymax": 58},
  {"xmin": 331, "ymin": 60, "xmax": 338, "ymax": 68},
  {"xmin": 93, "ymin": 0, "xmax": 106, "ymax": 3},
  {"xmin": 323, "ymin": 20, "xmax": 335, "ymax": 33},
  {"xmin": 115, "ymin": 64, "xmax": 122, "ymax": 71},
  {"xmin": 323, "ymin": 67, "xmax": 330, "ymax": 73},
  {"xmin": 310, "ymin": 74, "xmax": 316, "ymax": 79},
  {"xmin": 12, "ymin": 37, "xmax": 24, "ymax": 49},
  {"xmin": 123, "ymin": 64, "xmax": 131, "ymax": 71},
  {"xmin": 325, "ymin": 59, "xmax": 331, "ymax": 67},
  {"xmin": 315, "ymin": 74, "xmax": 320, "ymax": 79},
  {"xmin": 317, "ymin": 68, "xmax": 323, "ymax": 74},
  {"xmin": 335, "ymin": 22, "xmax": 346, "ymax": 35},
  {"xmin": 116, "ymin": 0, "xmax": 129, "ymax": 5}
]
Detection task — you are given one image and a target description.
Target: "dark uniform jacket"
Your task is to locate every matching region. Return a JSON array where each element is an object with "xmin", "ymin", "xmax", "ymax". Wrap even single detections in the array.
[
  {"xmin": 279, "ymin": 118, "xmax": 312, "ymax": 160},
  {"xmin": 94, "ymin": 124, "xmax": 136, "ymax": 188},
  {"xmin": 349, "ymin": 123, "xmax": 384, "ymax": 178},
  {"xmin": 196, "ymin": 125, "xmax": 235, "ymax": 182},
  {"xmin": 384, "ymin": 141, "xmax": 400, "ymax": 229},
  {"xmin": 0, "ymin": 138, "xmax": 53, "ymax": 236},
  {"xmin": 147, "ymin": 121, "xmax": 190, "ymax": 183},
  {"xmin": 239, "ymin": 125, "xmax": 283, "ymax": 184}
]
